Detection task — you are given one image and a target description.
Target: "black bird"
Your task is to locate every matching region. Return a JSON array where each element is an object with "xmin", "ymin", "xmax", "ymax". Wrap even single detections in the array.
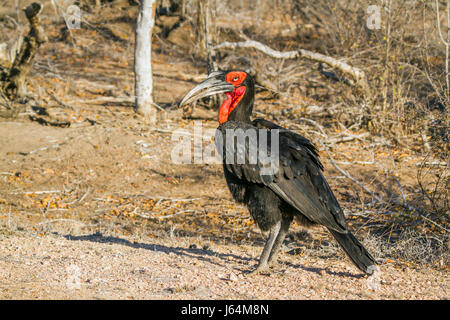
[{"xmin": 180, "ymin": 70, "xmax": 377, "ymax": 275}]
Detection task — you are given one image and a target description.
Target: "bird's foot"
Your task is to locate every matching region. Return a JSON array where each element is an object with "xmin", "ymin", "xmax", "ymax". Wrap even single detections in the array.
[{"xmin": 248, "ymin": 264, "xmax": 270, "ymax": 275}]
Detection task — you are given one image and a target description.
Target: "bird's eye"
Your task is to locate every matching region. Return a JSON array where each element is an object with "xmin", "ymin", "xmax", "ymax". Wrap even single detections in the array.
[{"xmin": 226, "ymin": 72, "xmax": 246, "ymax": 85}]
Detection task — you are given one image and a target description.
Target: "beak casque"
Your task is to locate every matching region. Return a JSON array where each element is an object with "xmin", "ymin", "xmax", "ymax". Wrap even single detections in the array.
[{"xmin": 179, "ymin": 71, "xmax": 235, "ymax": 108}]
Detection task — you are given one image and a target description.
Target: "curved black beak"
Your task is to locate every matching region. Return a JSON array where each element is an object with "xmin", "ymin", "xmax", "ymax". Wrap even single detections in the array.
[{"xmin": 179, "ymin": 71, "xmax": 234, "ymax": 108}]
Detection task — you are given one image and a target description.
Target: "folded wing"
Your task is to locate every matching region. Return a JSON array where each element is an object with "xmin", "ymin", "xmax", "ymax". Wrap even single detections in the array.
[{"xmin": 217, "ymin": 118, "xmax": 349, "ymax": 233}]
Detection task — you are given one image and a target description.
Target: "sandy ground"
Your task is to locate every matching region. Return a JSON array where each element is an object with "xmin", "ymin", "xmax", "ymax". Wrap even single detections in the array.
[{"xmin": 0, "ymin": 231, "xmax": 448, "ymax": 300}]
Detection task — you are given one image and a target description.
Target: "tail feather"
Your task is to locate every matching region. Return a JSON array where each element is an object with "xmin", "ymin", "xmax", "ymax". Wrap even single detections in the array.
[{"xmin": 329, "ymin": 229, "xmax": 377, "ymax": 275}]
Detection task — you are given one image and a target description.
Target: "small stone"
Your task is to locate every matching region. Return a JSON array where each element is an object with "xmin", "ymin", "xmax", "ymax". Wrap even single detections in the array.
[{"xmin": 229, "ymin": 273, "xmax": 238, "ymax": 282}]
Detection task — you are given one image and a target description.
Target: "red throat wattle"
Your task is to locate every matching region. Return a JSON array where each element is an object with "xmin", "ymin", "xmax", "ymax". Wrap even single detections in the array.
[{"xmin": 218, "ymin": 86, "xmax": 246, "ymax": 124}]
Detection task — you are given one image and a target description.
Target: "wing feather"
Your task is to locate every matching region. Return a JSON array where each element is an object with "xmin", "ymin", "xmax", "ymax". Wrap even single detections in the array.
[{"xmin": 217, "ymin": 119, "xmax": 348, "ymax": 232}]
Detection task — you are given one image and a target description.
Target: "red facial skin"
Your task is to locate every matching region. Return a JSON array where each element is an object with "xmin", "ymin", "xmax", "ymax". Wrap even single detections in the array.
[{"xmin": 218, "ymin": 71, "xmax": 247, "ymax": 124}]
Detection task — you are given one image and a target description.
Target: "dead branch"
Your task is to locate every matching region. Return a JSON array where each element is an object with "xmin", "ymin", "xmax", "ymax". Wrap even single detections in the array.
[
  {"xmin": 73, "ymin": 96, "xmax": 134, "ymax": 106},
  {"xmin": 328, "ymin": 132, "xmax": 370, "ymax": 144},
  {"xmin": 295, "ymin": 118, "xmax": 328, "ymax": 137},
  {"xmin": 320, "ymin": 140, "xmax": 443, "ymax": 223},
  {"xmin": 49, "ymin": 93, "xmax": 76, "ymax": 110},
  {"xmin": 142, "ymin": 209, "xmax": 195, "ymax": 220},
  {"xmin": 16, "ymin": 137, "xmax": 71, "ymax": 156},
  {"xmin": 213, "ymin": 40, "xmax": 369, "ymax": 92},
  {"xmin": 420, "ymin": 214, "xmax": 450, "ymax": 233},
  {"xmin": 415, "ymin": 161, "xmax": 448, "ymax": 167},
  {"xmin": 10, "ymin": 190, "xmax": 63, "ymax": 195},
  {"xmin": 29, "ymin": 115, "xmax": 71, "ymax": 127},
  {"xmin": 1, "ymin": 2, "xmax": 46, "ymax": 100},
  {"xmin": 173, "ymin": 72, "xmax": 207, "ymax": 82},
  {"xmin": 318, "ymin": 141, "xmax": 383, "ymax": 202},
  {"xmin": 37, "ymin": 219, "xmax": 89, "ymax": 226}
]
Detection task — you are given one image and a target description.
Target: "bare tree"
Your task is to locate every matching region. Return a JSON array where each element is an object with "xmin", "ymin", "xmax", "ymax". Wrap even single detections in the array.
[
  {"xmin": 194, "ymin": 0, "xmax": 216, "ymax": 72},
  {"xmin": 435, "ymin": 0, "xmax": 449, "ymax": 101},
  {"xmin": 205, "ymin": 0, "xmax": 217, "ymax": 74},
  {"xmin": 1, "ymin": 2, "xmax": 46, "ymax": 101},
  {"xmin": 134, "ymin": 0, "xmax": 157, "ymax": 122},
  {"xmin": 182, "ymin": 0, "xmax": 217, "ymax": 116},
  {"xmin": 194, "ymin": 0, "xmax": 207, "ymax": 60}
]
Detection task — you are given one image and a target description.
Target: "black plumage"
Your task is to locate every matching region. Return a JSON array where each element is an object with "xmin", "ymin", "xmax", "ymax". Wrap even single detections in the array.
[{"xmin": 180, "ymin": 70, "xmax": 377, "ymax": 275}]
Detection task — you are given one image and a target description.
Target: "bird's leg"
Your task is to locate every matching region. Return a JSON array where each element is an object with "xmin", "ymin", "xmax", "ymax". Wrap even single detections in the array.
[
  {"xmin": 250, "ymin": 221, "xmax": 281, "ymax": 274},
  {"xmin": 267, "ymin": 218, "xmax": 291, "ymax": 266}
]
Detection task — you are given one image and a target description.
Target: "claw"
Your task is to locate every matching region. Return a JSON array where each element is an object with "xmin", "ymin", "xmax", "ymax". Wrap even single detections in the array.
[{"xmin": 248, "ymin": 264, "xmax": 269, "ymax": 275}]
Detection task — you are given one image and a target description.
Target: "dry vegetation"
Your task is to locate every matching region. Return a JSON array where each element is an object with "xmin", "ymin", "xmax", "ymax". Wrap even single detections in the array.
[{"xmin": 0, "ymin": 0, "xmax": 448, "ymax": 299}]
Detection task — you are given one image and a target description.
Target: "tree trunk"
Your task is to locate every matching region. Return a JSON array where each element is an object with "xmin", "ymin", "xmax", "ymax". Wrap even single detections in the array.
[
  {"xmin": 194, "ymin": 0, "xmax": 216, "ymax": 71},
  {"xmin": 194, "ymin": 0, "xmax": 207, "ymax": 60},
  {"xmin": 134, "ymin": 0, "xmax": 157, "ymax": 122},
  {"xmin": 2, "ymin": 2, "xmax": 46, "ymax": 101},
  {"xmin": 205, "ymin": 0, "xmax": 217, "ymax": 74},
  {"xmin": 205, "ymin": 0, "xmax": 218, "ymax": 108}
]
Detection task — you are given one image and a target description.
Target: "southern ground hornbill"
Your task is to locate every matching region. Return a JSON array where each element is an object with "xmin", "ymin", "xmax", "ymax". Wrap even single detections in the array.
[{"xmin": 180, "ymin": 70, "xmax": 377, "ymax": 275}]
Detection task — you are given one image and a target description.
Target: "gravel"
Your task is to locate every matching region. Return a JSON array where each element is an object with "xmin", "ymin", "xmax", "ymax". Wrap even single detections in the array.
[{"xmin": 0, "ymin": 232, "xmax": 448, "ymax": 299}]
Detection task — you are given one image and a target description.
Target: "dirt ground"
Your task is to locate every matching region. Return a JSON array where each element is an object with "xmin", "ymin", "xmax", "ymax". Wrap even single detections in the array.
[
  {"xmin": 0, "ymin": 1, "xmax": 448, "ymax": 299},
  {"xmin": 0, "ymin": 231, "xmax": 448, "ymax": 300}
]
